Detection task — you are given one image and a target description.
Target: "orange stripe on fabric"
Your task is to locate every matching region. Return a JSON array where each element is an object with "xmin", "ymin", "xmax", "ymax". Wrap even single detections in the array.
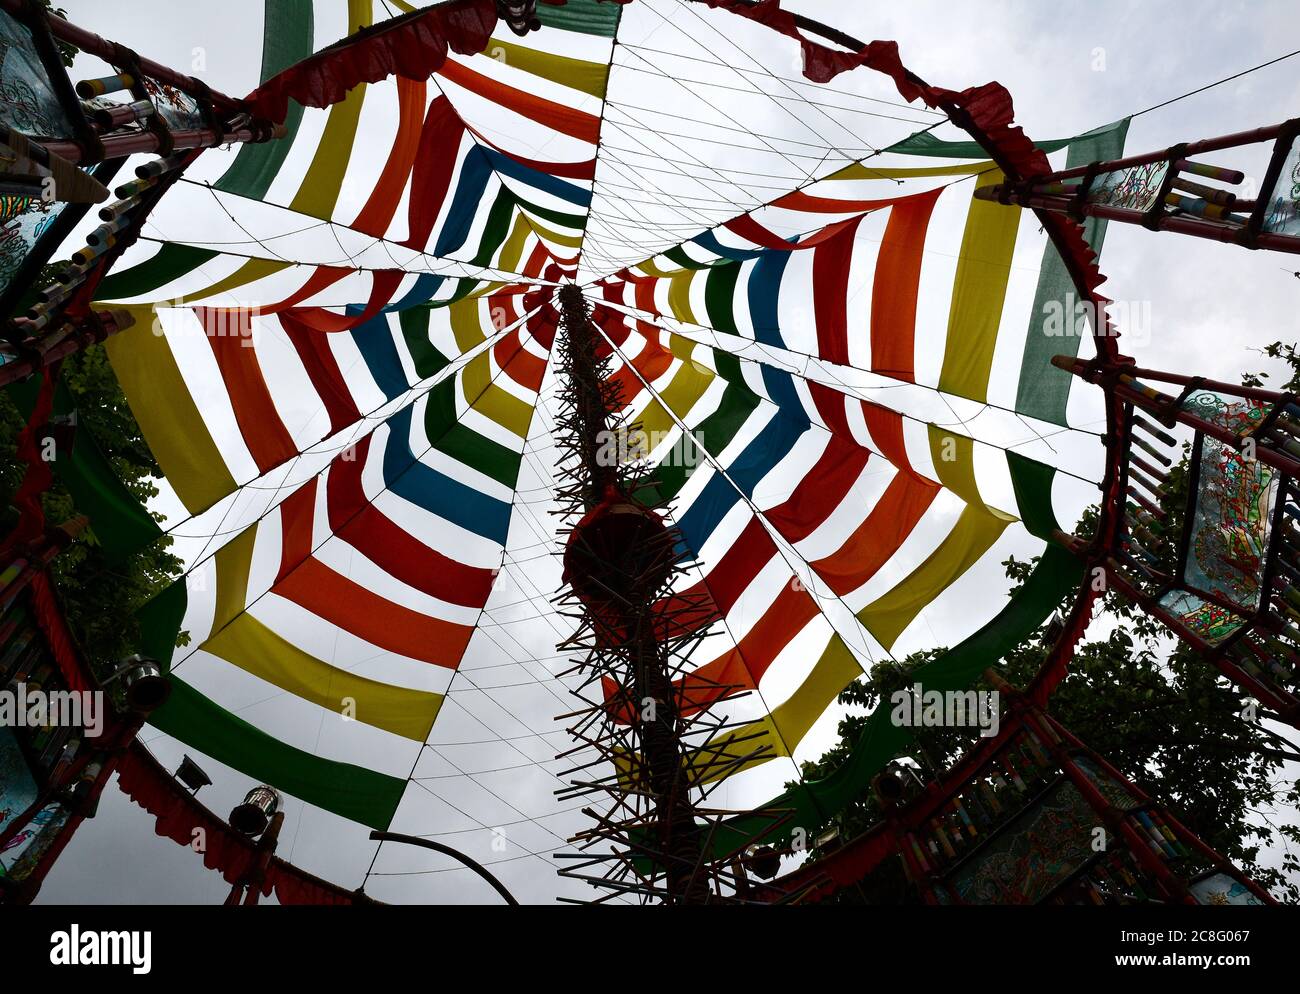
[
  {"xmin": 351, "ymin": 76, "xmax": 428, "ymax": 237},
  {"xmin": 812, "ymin": 471, "xmax": 939, "ymax": 596},
  {"xmin": 862, "ymin": 402, "xmax": 924, "ymax": 482},
  {"xmin": 437, "ymin": 58, "xmax": 600, "ymax": 144},
  {"xmin": 870, "ymin": 186, "xmax": 942, "ymax": 383},
  {"xmin": 198, "ymin": 310, "xmax": 299, "ymax": 473},
  {"xmin": 272, "ymin": 556, "xmax": 472, "ymax": 669}
]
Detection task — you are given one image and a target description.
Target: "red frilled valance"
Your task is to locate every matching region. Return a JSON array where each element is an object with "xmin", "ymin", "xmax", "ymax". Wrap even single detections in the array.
[
  {"xmin": 115, "ymin": 742, "xmax": 367, "ymax": 905},
  {"xmin": 247, "ymin": 0, "xmax": 498, "ymax": 122}
]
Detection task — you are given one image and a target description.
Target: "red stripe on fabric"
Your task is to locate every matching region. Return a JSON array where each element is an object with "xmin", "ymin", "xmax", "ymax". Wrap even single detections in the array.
[
  {"xmin": 806, "ymin": 379, "xmax": 853, "ymax": 437},
  {"xmin": 351, "ymin": 76, "xmax": 428, "ymax": 237},
  {"xmin": 259, "ymin": 266, "xmax": 354, "ymax": 314},
  {"xmin": 495, "ymin": 327, "xmax": 546, "ymax": 391},
  {"xmin": 198, "ymin": 308, "xmax": 299, "ymax": 473},
  {"xmin": 437, "ymin": 58, "xmax": 600, "ymax": 144},
  {"xmin": 861, "ymin": 401, "xmax": 925, "ymax": 481},
  {"xmin": 765, "ymin": 434, "xmax": 870, "ymax": 544},
  {"xmin": 723, "ymin": 213, "xmax": 859, "ymax": 251},
  {"xmin": 280, "ymin": 312, "xmax": 363, "ymax": 435},
  {"xmin": 276, "ymin": 478, "xmax": 318, "ymax": 584},
  {"xmin": 325, "ymin": 436, "xmax": 496, "ymax": 608},
  {"xmin": 273, "ymin": 557, "xmax": 472, "ymax": 668},
  {"xmin": 676, "ymin": 583, "xmax": 820, "ymax": 715},
  {"xmin": 812, "ymin": 215, "xmax": 862, "ymax": 366},
  {"xmin": 812, "ymin": 470, "xmax": 939, "ymax": 596},
  {"xmin": 403, "ymin": 96, "xmax": 465, "ymax": 251},
  {"xmin": 285, "ymin": 270, "xmax": 406, "ymax": 333},
  {"xmin": 870, "ymin": 187, "xmax": 941, "ymax": 383},
  {"xmin": 464, "ymin": 120, "xmax": 596, "ymax": 180},
  {"xmin": 772, "ymin": 190, "xmax": 899, "ymax": 213}
]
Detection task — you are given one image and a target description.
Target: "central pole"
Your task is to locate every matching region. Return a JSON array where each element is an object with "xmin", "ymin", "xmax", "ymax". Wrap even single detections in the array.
[{"xmin": 554, "ymin": 284, "xmax": 709, "ymax": 903}]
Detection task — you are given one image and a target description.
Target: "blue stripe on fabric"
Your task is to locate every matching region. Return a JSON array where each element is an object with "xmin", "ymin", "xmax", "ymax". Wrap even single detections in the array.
[
  {"xmin": 349, "ymin": 313, "xmax": 409, "ymax": 402},
  {"xmin": 748, "ymin": 251, "xmax": 789, "ymax": 348},
  {"xmin": 433, "ymin": 148, "xmax": 494, "ymax": 257},
  {"xmin": 692, "ymin": 229, "xmax": 764, "ymax": 263},
  {"xmin": 480, "ymin": 146, "xmax": 592, "ymax": 208},
  {"xmin": 383, "ymin": 405, "xmax": 511, "ymax": 543}
]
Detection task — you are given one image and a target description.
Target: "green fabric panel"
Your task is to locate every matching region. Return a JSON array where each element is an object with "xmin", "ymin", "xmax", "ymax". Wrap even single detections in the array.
[
  {"xmin": 472, "ymin": 188, "xmax": 519, "ymax": 268},
  {"xmin": 515, "ymin": 194, "xmax": 586, "ymax": 231},
  {"xmin": 1007, "ymin": 450, "xmax": 1063, "ymax": 541},
  {"xmin": 398, "ymin": 308, "xmax": 451, "ymax": 379},
  {"xmin": 664, "ymin": 245, "xmax": 707, "ymax": 271},
  {"xmin": 422, "ymin": 376, "xmax": 459, "ymax": 438},
  {"xmin": 96, "ymin": 243, "xmax": 219, "ymax": 301},
  {"xmin": 422, "ymin": 377, "xmax": 521, "ymax": 487},
  {"xmin": 135, "ymin": 580, "xmax": 189, "ymax": 667},
  {"xmin": 646, "ymin": 385, "xmax": 760, "ymax": 504},
  {"xmin": 886, "ymin": 118, "xmax": 1128, "ymax": 159},
  {"xmin": 435, "ymin": 278, "xmax": 483, "ymax": 308},
  {"xmin": 704, "ymin": 263, "xmax": 740, "ymax": 337},
  {"xmin": 711, "ymin": 541, "xmax": 1082, "ymax": 855},
  {"xmin": 437, "ymin": 423, "xmax": 520, "ymax": 489},
  {"xmin": 1015, "ymin": 118, "xmax": 1131, "ymax": 425},
  {"xmin": 213, "ymin": 0, "xmax": 315, "ymax": 199},
  {"xmin": 535, "ymin": 0, "xmax": 622, "ymax": 37},
  {"xmin": 148, "ymin": 678, "xmax": 407, "ymax": 829}
]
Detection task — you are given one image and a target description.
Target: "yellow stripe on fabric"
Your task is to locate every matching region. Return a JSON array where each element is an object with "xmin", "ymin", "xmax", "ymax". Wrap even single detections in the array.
[
  {"xmin": 768, "ymin": 633, "xmax": 863, "ymax": 746},
  {"xmin": 857, "ymin": 504, "xmax": 1010, "ymax": 650},
  {"xmin": 927, "ymin": 426, "xmax": 1017, "ymax": 522},
  {"xmin": 830, "ymin": 160, "xmax": 994, "ymax": 181},
  {"xmin": 449, "ymin": 299, "xmax": 489, "ymax": 353},
  {"xmin": 633, "ymin": 346, "xmax": 714, "ymax": 440},
  {"xmin": 461, "ymin": 350, "xmax": 533, "ymax": 439},
  {"xmin": 497, "ymin": 215, "xmax": 532, "ymax": 274},
  {"xmin": 204, "ymin": 615, "xmax": 441, "ymax": 742},
  {"xmin": 638, "ymin": 259, "xmax": 681, "ymax": 278},
  {"xmin": 685, "ymin": 635, "xmax": 862, "ymax": 784},
  {"xmin": 286, "ymin": 0, "xmax": 372, "ymax": 219},
  {"xmin": 104, "ymin": 308, "xmax": 236, "ymax": 515},
  {"xmin": 936, "ymin": 171, "xmax": 1020, "ymax": 403},
  {"xmin": 528, "ymin": 219, "xmax": 583, "ymax": 248},
  {"xmin": 667, "ymin": 269, "xmax": 697, "ymax": 325},
  {"xmin": 481, "ymin": 37, "xmax": 609, "ymax": 99},
  {"xmin": 212, "ymin": 523, "xmax": 257, "ymax": 634},
  {"xmin": 182, "ymin": 257, "xmax": 292, "ymax": 302}
]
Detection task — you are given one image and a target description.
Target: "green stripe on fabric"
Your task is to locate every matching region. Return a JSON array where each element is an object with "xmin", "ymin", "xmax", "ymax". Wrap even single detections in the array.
[
  {"xmin": 1015, "ymin": 118, "xmax": 1131, "ymax": 425},
  {"xmin": 704, "ymin": 263, "xmax": 740, "ymax": 336},
  {"xmin": 472, "ymin": 188, "xmax": 518, "ymax": 268},
  {"xmin": 643, "ymin": 385, "xmax": 760, "ymax": 504},
  {"xmin": 885, "ymin": 118, "xmax": 1128, "ymax": 159},
  {"xmin": 214, "ymin": 0, "xmax": 315, "ymax": 199},
  {"xmin": 97, "ymin": 243, "xmax": 219, "ymax": 301},
  {"xmin": 535, "ymin": 0, "xmax": 622, "ymax": 37},
  {"xmin": 398, "ymin": 308, "xmax": 452, "ymax": 379},
  {"xmin": 135, "ymin": 581, "xmax": 189, "ymax": 667},
  {"xmin": 423, "ymin": 378, "xmax": 521, "ymax": 488},
  {"xmin": 148, "ymin": 678, "xmax": 407, "ymax": 829}
]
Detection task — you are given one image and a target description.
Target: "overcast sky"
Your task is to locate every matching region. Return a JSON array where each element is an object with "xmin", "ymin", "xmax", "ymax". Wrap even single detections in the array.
[{"xmin": 31, "ymin": 0, "xmax": 1300, "ymax": 904}]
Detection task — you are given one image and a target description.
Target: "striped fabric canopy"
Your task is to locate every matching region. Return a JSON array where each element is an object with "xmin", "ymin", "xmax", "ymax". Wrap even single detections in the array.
[{"xmin": 76, "ymin": 0, "xmax": 1126, "ymax": 895}]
